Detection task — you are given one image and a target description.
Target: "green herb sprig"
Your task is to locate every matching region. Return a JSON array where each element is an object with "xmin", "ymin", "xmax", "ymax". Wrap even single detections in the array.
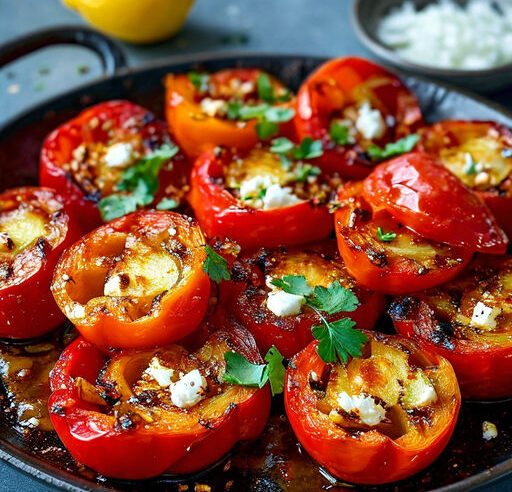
[
  {"xmin": 368, "ymin": 134, "xmax": 419, "ymax": 162},
  {"xmin": 98, "ymin": 144, "xmax": 179, "ymax": 222},
  {"xmin": 271, "ymin": 276, "xmax": 366, "ymax": 363},
  {"xmin": 377, "ymin": 227, "xmax": 397, "ymax": 242},
  {"xmin": 203, "ymin": 245, "xmax": 231, "ymax": 283},
  {"xmin": 269, "ymin": 137, "xmax": 323, "ymax": 172}
]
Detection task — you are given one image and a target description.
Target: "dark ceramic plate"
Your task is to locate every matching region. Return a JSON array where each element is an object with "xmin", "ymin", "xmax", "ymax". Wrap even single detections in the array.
[{"xmin": 0, "ymin": 28, "xmax": 512, "ymax": 492}]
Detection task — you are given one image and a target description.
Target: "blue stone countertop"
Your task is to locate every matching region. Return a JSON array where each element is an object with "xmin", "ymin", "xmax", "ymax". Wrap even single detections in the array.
[{"xmin": 0, "ymin": 0, "xmax": 510, "ymax": 491}]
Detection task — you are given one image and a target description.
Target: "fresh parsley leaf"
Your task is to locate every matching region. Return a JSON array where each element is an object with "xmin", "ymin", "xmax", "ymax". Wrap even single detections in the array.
[
  {"xmin": 223, "ymin": 345, "xmax": 286, "ymax": 396},
  {"xmin": 188, "ymin": 72, "xmax": 209, "ymax": 92},
  {"xmin": 223, "ymin": 352, "xmax": 267, "ymax": 387},
  {"xmin": 279, "ymin": 154, "xmax": 292, "ymax": 170},
  {"xmin": 265, "ymin": 346, "xmax": 286, "ymax": 396},
  {"xmin": 309, "ymin": 281, "xmax": 359, "ymax": 315},
  {"xmin": 257, "ymin": 74, "xmax": 275, "ymax": 103},
  {"xmin": 271, "ymin": 275, "xmax": 313, "ymax": 297},
  {"xmin": 98, "ymin": 194, "xmax": 139, "ymax": 222},
  {"xmin": 264, "ymin": 106, "xmax": 295, "ymax": 123},
  {"xmin": 270, "ymin": 137, "xmax": 295, "ymax": 154},
  {"xmin": 377, "ymin": 226, "xmax": 397, "ymax": 242},
  {"xmin": 256, "ymin": 74, "xmax": 291, "ymax": 103},
  {"xmin": 368, "ymin": 134, "xmax": 419, "ymax": 162},
  {"xmin": 156, "ymin": 197, "xmax": 179, "ymax": 210},
  {"xmin": 329, "ymin": 122, "xmax": 351, "ymax": 146},
  {"xmin": 227, "ymin": 100, "xmax": 242, "ymax": 120},
  {"xmin": 238, "ymin": 104, "xmax": 268, "ymax": 120},
  {"xmin": 294, "ymin": 163, "xmax": 321, "ymax": 182},
  {"xmin": 292, "ymin": 137, "xmax": 323, "ymax": 159},
  {"xmin": 463, "ymin": 152, "xmax": 478, "ymax": 175},
  {"xmin": 98, "ymin": 143, "xmax": 178, "ymax": 221},
  {"xmin": 312, "ymin": 318, "xmax": 367, "ymax": 364},
  {"xmin": 203, "ymin": 245, "xmax": 231, "ymax": 283},
  {"xmin": 256, "ymin": 121, "xmax": 279, "ymax": 140}
]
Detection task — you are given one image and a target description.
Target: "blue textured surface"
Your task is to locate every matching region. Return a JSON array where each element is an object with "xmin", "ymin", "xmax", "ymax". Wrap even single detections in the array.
[{"xmin": 0, "ymin": 0, "xmax": 510, "ymax": 490}]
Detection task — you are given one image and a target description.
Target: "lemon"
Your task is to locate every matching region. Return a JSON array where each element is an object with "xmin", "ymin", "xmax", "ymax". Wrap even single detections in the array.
[{"xmin": 63, "ymin": 0, "xmax": 195, "ymax": 44}]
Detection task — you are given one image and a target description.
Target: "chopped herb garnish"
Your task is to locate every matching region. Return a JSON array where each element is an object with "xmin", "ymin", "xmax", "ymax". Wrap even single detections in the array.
[
  {"xmin": 243, "ymin": 188, "xmax": 267, "ymax": 201},
  {"xmin": 368, "ymin": 134, "xmax": 419, "ymax": 162},
  {"xmin": 294, "ymin": 163, "xmax": 322, "ymax": 182},
  {"xmin": 227, "ymin": 100, "xmax": 242, "ymax": 120},
  {"xmin": 223, "ymin": 345, "xmax": 285, "ymax": 396},
  {"xmin": 156, "ymin": 197, "xmax": 179, "ymax": 210},
  {"xmin": 463, "ymin": 153, "xmax": 478, "ymax": 175},
  {"xmin": 76, "ymin": 64, "xmax": 90, "ymax": 75},
  {"xmin": 203, "ymin": 245, "xmax": 231, "ymax": 283},
  {"xmin": 271, "ymin": 275, "xmax": 364, "ymax": 363},
  {"xmin": 257, "ymin": 74, "xmax": 291, "ymax": 104},
  {"xmin": 256, "ymin": 121, "xmax": 279, "ymax": 140},
  {"xmin": 38, "ymin": 66, "xmax": 50, "ymax": 76},
  {"xmin": 269, "ymin": 136, "xmax": 324, "ymax": 169},
  {"xmin": 33, "ymin": 81, "xmax": 45, "ymax": 92},
  {"xmin": 329, "ymin": 122, "xmax": 352, "ymax": 146},
  {"xmin": 188, "ymin": 72, "xmax": 209, "ymax": 92},
  {"xmin": 377, "ymin": 226, "xmax": 397, "ymax": 242},
  {"xmin": 98, "ymin": 143, "xmax": 178, "ymax": 222}
]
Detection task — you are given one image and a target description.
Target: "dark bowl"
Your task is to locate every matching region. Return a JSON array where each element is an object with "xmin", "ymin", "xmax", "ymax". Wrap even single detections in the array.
[{"xmin": 351, "ymin": 0, "xmax": 512, "ymax": 94}]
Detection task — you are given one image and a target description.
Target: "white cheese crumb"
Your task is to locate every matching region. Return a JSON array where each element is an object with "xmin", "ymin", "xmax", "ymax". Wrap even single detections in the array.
[
  {"xmin": 474, "ymin": 171, "xmax": 490, "ymax": 186},
  {"xmin": 104, "ymin": 274, "xmax": 122, "ymax": 296},
  {"xmin": 19, "ymin": 417, "xmax": 39, "ymax": 428},
  {"xmin": 377, "ymin": 0, "xmax": 512, "ymax": 70},
  {"xmin": 170, "ymin": 369, "xmax": 207, "ymax": 408},
  {"xmin": 482, "ymin": 421, "xmax": 498, "ymax": 440},
  {"xmin": 239, "ymin": 175, "xmax": 274, "ymax": 200},
  {"xmin": 336, "ymin": 392, "xmax": 386, "ymax": 426},
  {"xmin": 266, "ymin": 290, "xmax": 305, "ymax": 317},
  {"xmin": 262, "ymin": 184, "xmax": 301, "ymax": 210},
  {"xmin": 355, "ymin": 102, "xmax": 386, "ymax": 140},
  {"xmin": 200, "ymin": 97, "xmax": 228, "ymax": 117},
  {"xmin": 104, "ymin": 142, "xmax": 134, "ymax": 168},
  {"xmin": 65, "ymin": 303, "xmax": 86, "ymax": 319},
  {"xmin": 471, "ymin": 301, "xmax": 501, "ymax": 330},
  {"xmin": 144, "ymin": 357, "xmax": 174, "ymax": 387}
]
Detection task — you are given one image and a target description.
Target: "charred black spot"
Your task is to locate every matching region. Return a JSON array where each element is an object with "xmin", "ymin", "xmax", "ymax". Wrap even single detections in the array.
[
  {"xmin": 231, "ymin": 261, "xmax": 250, "ymax": 283},
  {"xmin": 85, "ymin": 190, "xmax": 101, "ymax": 203},
  {"xmin": 119, "ymin": 273, "xmax": 130, "ymax": 289},
  {"xmin": 389, "ymin": 297, "xmax": 417, "ymax": 321},
  {"xmin": 357, "ymin": 151, "xmax": 371, "ymax": 162},
  {"xmin": 209, "ymin": 176, "xmax": 224, "ymax": 185},
  {"xmin": 50, "ymin": 404, "xmax": 65, "ymax": 416},
  {"xmin": 366, "ymin": 247, "xmax": 388, "ymax": 268},
  {"xmin": 141, "ymin": 112, "xmax": 156, "ymax": 125},
  {"xmin": 416, "ymin": 266, "xmax": 430, "ymax": 276},
  {"xmin": 348, "ymin": 208, "xmax": 371, "ymax": 228},
  {"xmin": 36, "ymin": 238, "xmax": 49, "ymax": 258},
  {"xmin": 199, "ymin": 418, "xmax": 215, "ymax": 429},
  {"xmin": 130, "ymin": 390, "xmax": 159, "ymax": 407},
  {"xmin": 0, "ymin": 264, "xmax": 13, "ymax": 280},
  {"xmin": 430, "ymin": 321, "xmax": 455, "ymax": 350}
]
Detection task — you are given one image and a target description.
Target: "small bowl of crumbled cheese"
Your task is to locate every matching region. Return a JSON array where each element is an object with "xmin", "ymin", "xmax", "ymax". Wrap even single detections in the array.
[{"xmin": 352, "ymin": 0, "xmax": 512, "ymax": 93}]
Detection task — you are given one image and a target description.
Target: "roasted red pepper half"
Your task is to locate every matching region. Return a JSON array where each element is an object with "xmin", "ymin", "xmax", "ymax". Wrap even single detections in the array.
[
  {"xmin": 49, "ymin": 327, "xmax": 270, "ymax": 479},
  {"xmin": 0, "ymin": 187, "xmax": 82, "ymax": 339},
  {"xmin": 220, "ymin": 240, "xmax": 385, "ymax": 358},
  {"xmin": 165, "ymin": 68, "xmax": 295, "ymax": 159},
  {"xmin": 418, "ymin": 120, "xmax": 512, "ymax": 238},
  {"xmin": 51, "ymin": 210, "xmax": 210, "ymax": 349},
  {"xmin": 40, "ymin": 100, "xmax": 188, "ymax": 231},
  {"xmin": 188, "ymin": 146, "xmax": 335, "ymax": 250},
  {"xmin": 334, "ymin": 182, "xmax": 472, "ymax": 295},
  {"xmin": 285, "ymin": 332, "xmax": 460, "ymax": 485},
  {"xmin": 362, "ymin": 152, "xmax": 508, "ymax": 254},
  {"xmin": 294, "ymin": 57, "xmax": 423, "ymax": 179},
  {"xmin": 390, "ymin": 254, "xmax": 512, "ymax": 400}
]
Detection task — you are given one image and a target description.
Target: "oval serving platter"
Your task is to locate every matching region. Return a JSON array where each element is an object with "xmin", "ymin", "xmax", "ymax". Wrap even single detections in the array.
[{"xmin": 0, "ymin": 53, "xmax": 511, "ymax": 492}]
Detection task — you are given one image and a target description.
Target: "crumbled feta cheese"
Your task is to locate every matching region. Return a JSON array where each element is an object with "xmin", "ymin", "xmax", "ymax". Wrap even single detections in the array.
[
  {"xmin": 104, "ymin": 274, "xmax": 122, "ymax": 296},
  {"xmin": 377, "ymin": 0, "xmax": 512, "ymax": 70},
  {"xmin": 336, "ymin": 392, "xmax": 386, "ymax": 426},
  {"xmin": 104, "ymin": 142, "xmax": 134, "ymax": 168},
  {"xmin": 170, "ymin": 369, "xmax": 207, "ymax": 408},
  {"xmin": 65, "ymin": 303, "xmax": 85, "ymax": 319},
  {"xmin": 239, "ymin": 175, "xmax": 274, "ymax": 200},
  {"xmin": 267, "ymin": 290, "xmax": 305, "ymax": 317},
  {"xmin": 355, "ymin": 102, "xmax": 386, "ymax": 140},
  {"xmin": 144, "ymin": 357, "xmax": 174, "ymax": 387},
  {"xmin": 19, "ymin": 417, "xmax": 39, "ymax": 428},
  {"xmin": 482, "ymin": 420, "xmax": 498, "ymax": 440},
  {"xmin": 471, "ymin": 301, "xmax": 501, "ymax": 330},
  {"xmin": 474, "ymin": 171, "xmax": 490, "ymax": 186},
  {"xmin": 262, "ymin": 184, "xmax": 301, "ymax": 210},
  {"xmin": 200, "ymin": 97, "xmax": 228, "ymax": 117}
]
